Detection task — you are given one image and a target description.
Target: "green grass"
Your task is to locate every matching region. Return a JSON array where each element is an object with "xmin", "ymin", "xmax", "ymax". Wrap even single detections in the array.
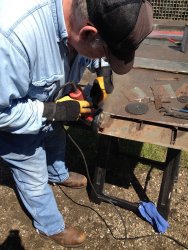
[
  {"xmin": 118, "ymin": 139, "xmax": 167, "ymax": 162},
  {"xmin": 179, "ymin": 150, "xmax": 188, "ymax": 168}
]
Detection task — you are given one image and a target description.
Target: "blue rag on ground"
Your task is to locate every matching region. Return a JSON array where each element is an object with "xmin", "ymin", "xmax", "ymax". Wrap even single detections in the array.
[{"xmin": 138, "ymin": 201, "xmax": 169, "ymax": 233}]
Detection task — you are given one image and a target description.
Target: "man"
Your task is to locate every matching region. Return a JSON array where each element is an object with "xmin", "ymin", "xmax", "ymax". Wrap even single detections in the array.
[{"xmin": 0, "ymin": 0, "xmax": 153, "ymax": 248}]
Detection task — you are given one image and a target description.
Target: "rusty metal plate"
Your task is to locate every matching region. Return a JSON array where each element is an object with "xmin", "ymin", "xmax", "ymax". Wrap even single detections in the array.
[
  {"xmin": 102, "ymin": 68, "xmax": 188, "ymax": 129},
  {"xmin": 98, "ymin": 117, "xmax": 188, "ymax": 150},
  {"xmin": 97, "ymin": 42, "xmax": 188, "ymax": 150},
  {"xmin": 134, "ymin": 57, "xmax": 188, "ymax": 74}
]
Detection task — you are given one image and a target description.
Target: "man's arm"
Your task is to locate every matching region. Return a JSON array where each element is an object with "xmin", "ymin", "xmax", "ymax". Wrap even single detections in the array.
[{"xmin": 0, "ymin": 36, "xmax": 44, "ymax": 134}]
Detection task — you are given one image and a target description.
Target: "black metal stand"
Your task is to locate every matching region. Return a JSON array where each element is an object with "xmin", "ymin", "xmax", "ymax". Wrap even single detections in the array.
[
  {"xmin": 157, "ymin": 148, "xmax": 181, "ymax": 219},
  {"xmin": 90, "ymin": 134, "xmax": 181, "ymax": 219}
]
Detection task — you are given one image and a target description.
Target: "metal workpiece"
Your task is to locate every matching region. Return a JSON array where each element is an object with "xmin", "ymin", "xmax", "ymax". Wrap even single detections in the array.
[
  {"xmin": 92, "ymin": 111, "xmax": 105, "ymax": 133},
  {"xmin": 134, "ymin": 57, "xmax": 188, "ymax": 74},
  {"xmin": 103, "ymin": 69, "xmax": 188, "ymax": 123},
  {"xmin": 92, "ymin": 110, "xmax": 114, "ymax": 133},
  {"xmin": 159, "ymin": 107, "xmax": 188, "ymax": 120},
  {"xmin": 180, "ymin": 23, "xmax": 188, "ymax": 53}
]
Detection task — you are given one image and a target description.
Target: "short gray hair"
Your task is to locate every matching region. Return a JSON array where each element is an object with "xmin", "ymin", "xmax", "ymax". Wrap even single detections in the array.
[{"xmin": 71, "ymin": 0, "xmax": 89, "ymax": 26}]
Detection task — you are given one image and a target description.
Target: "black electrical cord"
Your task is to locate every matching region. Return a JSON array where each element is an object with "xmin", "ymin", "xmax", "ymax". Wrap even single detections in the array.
[{"xmin": 59, "ymin": 128, "xmax": 188, "ymax": 249}]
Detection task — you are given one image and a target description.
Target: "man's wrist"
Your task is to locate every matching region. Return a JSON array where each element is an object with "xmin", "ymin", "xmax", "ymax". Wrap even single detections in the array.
[
  {"xmin": 42, "ymin": 101, "xmax": 80, "ymax": 122},
  {"xmin": 43, "ymin": 102, "xmax": 56, "ymax": 121}
]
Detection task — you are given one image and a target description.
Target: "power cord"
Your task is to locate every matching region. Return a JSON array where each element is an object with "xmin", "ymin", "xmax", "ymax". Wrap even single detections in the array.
[{"xmin": 60, "ymin": 128, "xmax": 188, "ymax": 249}]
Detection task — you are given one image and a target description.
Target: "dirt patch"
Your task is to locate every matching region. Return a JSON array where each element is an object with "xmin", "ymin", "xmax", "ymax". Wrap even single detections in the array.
[{"xmin": 0, "ymin": 132, "xmax": 188, "ymax": 250}]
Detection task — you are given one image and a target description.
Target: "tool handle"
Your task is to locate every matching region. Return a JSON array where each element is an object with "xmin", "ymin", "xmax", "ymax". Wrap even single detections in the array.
[
  {"xmin": 69, "ymin": 85, "xmax": 85, "ymax": 100},
  {"xmin": 165, "ymin": 112, "xmax": 188, "ymax": 119}
]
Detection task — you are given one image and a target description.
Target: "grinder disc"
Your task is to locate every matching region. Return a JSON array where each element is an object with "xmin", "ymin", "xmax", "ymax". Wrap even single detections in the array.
[{"xmin": 125, "ymin": 102, "xmax": 149, "ymax": 115}]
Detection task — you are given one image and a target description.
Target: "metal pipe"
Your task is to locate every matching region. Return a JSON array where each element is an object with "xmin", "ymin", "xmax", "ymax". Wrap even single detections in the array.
[{"xmin": 180, "ymin": 23, "xmax": 188, "ymax": 53}]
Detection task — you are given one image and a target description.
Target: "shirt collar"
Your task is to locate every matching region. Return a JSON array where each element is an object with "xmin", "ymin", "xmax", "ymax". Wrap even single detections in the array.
[{"xmin": 50, "ymin": 0, "xmax": 68, "ymax": 43}]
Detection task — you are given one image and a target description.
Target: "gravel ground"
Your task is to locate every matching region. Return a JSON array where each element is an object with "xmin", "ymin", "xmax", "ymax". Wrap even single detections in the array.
[{"xmin": 0, "ymin": 134, "xmax": 188, "ymax": 250}]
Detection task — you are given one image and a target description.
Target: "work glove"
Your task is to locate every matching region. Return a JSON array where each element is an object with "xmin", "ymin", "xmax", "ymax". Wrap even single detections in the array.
[
  {"xmin": 90, "ymin": 66, "xmax": 114, "ymax": 106},
  {"xmin": 43, "ymin": 96, "xmax": 92, "ymax": 122}
]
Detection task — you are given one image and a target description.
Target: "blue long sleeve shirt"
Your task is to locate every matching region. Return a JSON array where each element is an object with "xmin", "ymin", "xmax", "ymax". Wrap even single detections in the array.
[{"xmin": 0, "ymin": 0, "xmax": 108, "ymax": 134}]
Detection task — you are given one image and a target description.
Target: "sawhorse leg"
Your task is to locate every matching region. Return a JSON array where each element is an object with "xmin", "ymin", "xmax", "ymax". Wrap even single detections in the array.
[
  {"xmin": 90, "ymin": 135, "xmax": 111, "ymax": 204},
  {"xmin": 90, "ymin": 134, "xmax": 139, "ymax": 212},
  {"xmin": 157, "ymin": 148, "xmax": 181, "ymax": 219}
]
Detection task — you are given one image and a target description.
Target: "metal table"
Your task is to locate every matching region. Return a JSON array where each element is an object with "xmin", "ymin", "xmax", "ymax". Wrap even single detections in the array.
[{"xmin": 90, "ymin": 35, "xmax": 188, "ymax": 219}]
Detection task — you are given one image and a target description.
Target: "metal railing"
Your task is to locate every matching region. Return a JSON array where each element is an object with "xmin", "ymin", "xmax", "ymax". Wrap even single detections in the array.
[{"xmin": 152, "ymin": 0, "xmax": 188, "ymax": 20}]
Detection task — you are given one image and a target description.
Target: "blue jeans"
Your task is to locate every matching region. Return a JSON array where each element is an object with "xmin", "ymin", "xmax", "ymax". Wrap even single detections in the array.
[{"xmin": 0, "ymin": 122, "xmax": 69, "ymax": 235}]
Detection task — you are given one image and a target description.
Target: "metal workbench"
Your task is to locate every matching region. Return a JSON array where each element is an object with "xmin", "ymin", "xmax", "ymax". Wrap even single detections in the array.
[{"xmin": 90, "ymin": 25, "xmax": 188, "ymax": 220}]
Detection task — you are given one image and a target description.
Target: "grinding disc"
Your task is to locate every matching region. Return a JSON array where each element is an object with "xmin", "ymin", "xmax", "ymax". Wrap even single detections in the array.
[
  {"xmin": 125, "ymin": 102, "xmax": 149, "ymax": 115},
  {"xmin": 177, "ymin": 96, "xmax": 188, "ymax": 103}
]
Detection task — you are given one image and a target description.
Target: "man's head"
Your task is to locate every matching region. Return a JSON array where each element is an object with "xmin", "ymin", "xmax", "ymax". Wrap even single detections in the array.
[{"xmin": 68, "ymin": 0, "xmax": 153, "ymax": 74}]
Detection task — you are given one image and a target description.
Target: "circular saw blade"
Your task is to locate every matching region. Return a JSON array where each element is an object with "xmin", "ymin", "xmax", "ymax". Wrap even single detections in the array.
[{"xmin": 125, "ymin": 102, "xmax": 149, "ymax": 115}]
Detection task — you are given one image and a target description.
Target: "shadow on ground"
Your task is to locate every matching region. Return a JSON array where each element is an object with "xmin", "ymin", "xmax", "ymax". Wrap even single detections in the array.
[{"xmin": 0, "ymin": 230, "xmax": 25, "ymax": 250}]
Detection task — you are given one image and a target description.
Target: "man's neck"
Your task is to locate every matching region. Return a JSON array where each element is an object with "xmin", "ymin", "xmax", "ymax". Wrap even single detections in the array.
[{"xmin": 62, "ymin": 0, "xmax": 72, "ymax": 35}]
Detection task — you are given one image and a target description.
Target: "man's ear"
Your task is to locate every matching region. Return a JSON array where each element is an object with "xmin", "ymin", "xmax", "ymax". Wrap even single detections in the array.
[{"xmin": 79, "ymin": 25, "xmax": 98, "ymax": 43}]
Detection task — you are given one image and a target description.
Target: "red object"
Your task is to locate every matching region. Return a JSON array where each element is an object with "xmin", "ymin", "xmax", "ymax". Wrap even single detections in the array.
[
  {"xmin": 148, "ymin": 30, "xmax": 183, "ymax": 41},
  {"xmin": 69, "ymin": 84, "xmax": 94, "ymax": 123},
  {"xmin": 69, "ymin": 87, "xmax": 84, "ymax": 100}
]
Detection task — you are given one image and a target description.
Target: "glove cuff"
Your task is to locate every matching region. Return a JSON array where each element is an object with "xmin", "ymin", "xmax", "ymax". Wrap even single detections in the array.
[
  {"xmin": 43, "ymin": 101, "xmax": 80, "ymax": 122},
  {"xmin": 55, "ymin": 101, "xmax": 80, "ymax": 121},
  {"xmin": 43, "ymin": 102, "xmax": 56, "ymax": 120},
  {"xmin": 96, "ymin": 66, "xmax": 114, "ymax": 94}
]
